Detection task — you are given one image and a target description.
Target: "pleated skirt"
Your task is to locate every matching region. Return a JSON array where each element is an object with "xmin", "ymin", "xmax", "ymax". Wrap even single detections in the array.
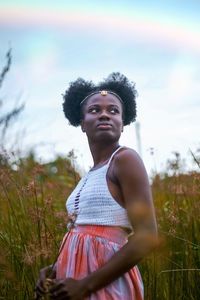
[{"xmin": 56, "ymin": 225, "xmax": 144, "ymax": 300}]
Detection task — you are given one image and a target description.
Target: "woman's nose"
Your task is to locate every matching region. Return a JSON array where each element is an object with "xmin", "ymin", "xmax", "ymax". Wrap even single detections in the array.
[{"xmin": 99, "ymin": 110, "xmax": 110, "ymax": 119}]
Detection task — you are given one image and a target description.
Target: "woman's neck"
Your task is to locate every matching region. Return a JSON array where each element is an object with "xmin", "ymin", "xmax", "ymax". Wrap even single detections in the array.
[{"xmin": 89, "ymin": 142, "xmax": 120, "ymax": 167}]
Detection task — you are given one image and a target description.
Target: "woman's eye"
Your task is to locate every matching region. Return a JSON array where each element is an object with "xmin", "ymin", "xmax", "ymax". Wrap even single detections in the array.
[
  {"xmin": 110, "ymin": 108, "xmax": 119, "ymax": 114},
  {"xmin": 89, "ymin": 107, "xmax": 98, "ymax": 113}
]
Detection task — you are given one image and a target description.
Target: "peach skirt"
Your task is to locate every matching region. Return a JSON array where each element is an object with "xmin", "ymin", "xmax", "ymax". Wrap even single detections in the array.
[{"xmin": 56, "ymin": 225, "xmax": 144, "ymax": 300}]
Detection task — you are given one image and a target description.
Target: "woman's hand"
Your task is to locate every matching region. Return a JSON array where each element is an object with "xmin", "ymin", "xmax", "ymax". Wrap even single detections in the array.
[
  {"xmin": 49, "ymin": 277, "xmax": 89, "ymax": 300},
  {"xmin": 35, "ymin": 265, "xmax": 56, "ymax": 299}
]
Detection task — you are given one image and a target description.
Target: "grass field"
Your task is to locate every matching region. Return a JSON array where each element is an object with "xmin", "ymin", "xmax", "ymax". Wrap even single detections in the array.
[{"xmin": 0, "ymin": 151, "xmax": 199, "ymax": 299}]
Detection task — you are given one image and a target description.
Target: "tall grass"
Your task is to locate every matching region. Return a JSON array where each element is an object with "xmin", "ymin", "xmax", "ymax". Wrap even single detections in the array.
[
  {"xmin": 0, "ymin": 151, "xmax": 199, "ymax": 299},
  {"xmin": 141, "ymin": 153, "xmax": 200, "ymax": 299},
  {"xmin": 0, "ymin": 153, "xmax": 79, "ymax": 299}
]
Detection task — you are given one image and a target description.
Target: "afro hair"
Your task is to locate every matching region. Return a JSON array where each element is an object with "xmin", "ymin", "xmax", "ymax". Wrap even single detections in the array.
[{"xmin": 62, "ymin": 72, "xmax": 137, "ymax": 126}]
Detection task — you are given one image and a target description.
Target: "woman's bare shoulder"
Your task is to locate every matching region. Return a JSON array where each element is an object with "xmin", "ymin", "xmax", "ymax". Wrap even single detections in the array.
[
  {"xmin": 113, "ymin": 147, "xmax": 148, "ymax": 181},
  {"xmin": 114, "ymin": 147, "xmax": 144, "ymax": 167}
]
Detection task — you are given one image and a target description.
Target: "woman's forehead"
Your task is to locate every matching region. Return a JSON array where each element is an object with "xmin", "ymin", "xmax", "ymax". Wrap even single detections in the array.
[{"xmin": 86, "ymin": 93, "xmax": 122, "ymax": 107}]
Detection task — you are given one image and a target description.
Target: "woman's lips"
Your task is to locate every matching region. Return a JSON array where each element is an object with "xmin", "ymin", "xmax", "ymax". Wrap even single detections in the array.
[{"xmin": 97, "ymin": 123, "xmax": 112, "ymax": 129}]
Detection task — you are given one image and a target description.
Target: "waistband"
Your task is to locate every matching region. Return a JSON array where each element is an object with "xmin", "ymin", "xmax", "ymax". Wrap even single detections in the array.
[{"xmin": 70, "ymin": 225, "xmax": 128, "ymax": 245}]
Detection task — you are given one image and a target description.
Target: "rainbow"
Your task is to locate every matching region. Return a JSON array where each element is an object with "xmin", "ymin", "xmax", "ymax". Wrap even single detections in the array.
[{"xmin": 1, "ymin": 3, "xmax": 200, "ymax": 55}]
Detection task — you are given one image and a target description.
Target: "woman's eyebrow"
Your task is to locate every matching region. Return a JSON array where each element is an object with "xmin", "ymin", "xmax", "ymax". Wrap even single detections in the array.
[
  {"xmin": 109, "ymin": 104, "xmax": 120, "ymax": 107},
  {"xmin": 88, "ymin": 104, "xmax": 100, "ymax": 107}
]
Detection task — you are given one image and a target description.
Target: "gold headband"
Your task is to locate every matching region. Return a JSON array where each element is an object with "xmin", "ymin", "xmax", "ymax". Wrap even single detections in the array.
[{"xmin": 80, "ymin": 90, "xmax": 123, "ymax": 106}]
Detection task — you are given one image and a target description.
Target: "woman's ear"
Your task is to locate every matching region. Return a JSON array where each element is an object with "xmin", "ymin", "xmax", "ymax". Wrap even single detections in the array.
[{"xmin": 81, "ymin": 120, "xmax": 85, "ymax": 132}]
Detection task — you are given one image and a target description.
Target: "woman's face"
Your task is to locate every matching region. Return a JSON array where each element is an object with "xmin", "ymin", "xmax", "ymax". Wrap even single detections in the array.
[{"xmin": 81, "ymin": 93, "xmax": 123, "ymax": 143}]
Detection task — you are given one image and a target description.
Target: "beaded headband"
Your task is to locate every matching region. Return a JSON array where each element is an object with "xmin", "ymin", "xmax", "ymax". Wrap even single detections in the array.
[{"xmin": 80, "ymin": 90, "xmax": 123, "ymax": 106}]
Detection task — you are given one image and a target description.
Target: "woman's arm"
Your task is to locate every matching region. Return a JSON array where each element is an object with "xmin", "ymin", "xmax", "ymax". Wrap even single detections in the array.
[{"xmin": 81, "ymin": 148, "xmax": 158, "ymax": 295}]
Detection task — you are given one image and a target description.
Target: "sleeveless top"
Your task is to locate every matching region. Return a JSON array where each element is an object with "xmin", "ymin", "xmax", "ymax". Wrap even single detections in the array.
[{"xmin": 66, "ymin": 146, "xmax": 132, "ymax": 230}]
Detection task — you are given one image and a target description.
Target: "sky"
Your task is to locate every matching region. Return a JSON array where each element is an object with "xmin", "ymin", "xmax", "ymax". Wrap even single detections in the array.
[{"xmin": 0, "ymin": 0, "xmax": 200, "ymax": 175}]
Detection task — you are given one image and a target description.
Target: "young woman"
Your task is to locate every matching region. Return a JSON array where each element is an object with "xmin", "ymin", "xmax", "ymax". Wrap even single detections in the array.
[{"xmin": 35, "ymin": 72, "xmax": 157, "ymax": 300}]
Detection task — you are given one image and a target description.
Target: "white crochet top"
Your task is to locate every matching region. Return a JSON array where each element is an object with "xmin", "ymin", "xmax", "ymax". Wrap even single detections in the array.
[{"xmin": 66, "ymin": 146, "xmax": 132, "ymax": 230}]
